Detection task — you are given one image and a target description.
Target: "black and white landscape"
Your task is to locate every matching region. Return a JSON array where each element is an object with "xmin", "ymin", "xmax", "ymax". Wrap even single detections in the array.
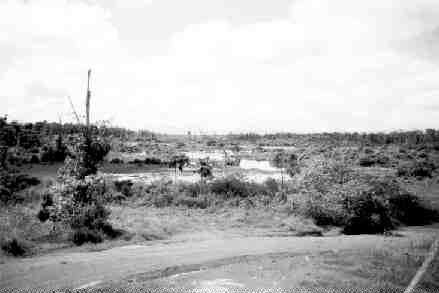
[{"xmin": 1, "ymin": 0, "xmax": 439, "ymax": 291}]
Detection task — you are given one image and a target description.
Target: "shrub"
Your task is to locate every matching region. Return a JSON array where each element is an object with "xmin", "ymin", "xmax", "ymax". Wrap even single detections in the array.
[
  {"xmin": 263, "ymin": 178, "xmax": 279, "ymax": 197},
  {"xmin": 128, "ymin": 158, "xmax": 144, "ymax": 165},
  {"xmin": 1, "ymin": 237, "xmax": 30, "ymax": 256},
  {"xmin": 397, "ymin": 160, "xmax": 435, "ymax": 179},
  {"xmin": 363, "ymin": 148, "xmax": 374, "ymax": 154},
  {"xmin": 30, "ymin": 155, "xmax": 40, "ymax": 164},
  {"xmin": 137, "ymin": 180, "xmax": 175, "ymax": 207},
  {"xmin": 0, "ymin": 171, "xmax": 40, "ymax": 204},
  {"xmin": 107, "ymin": 191, "xmax": 127, "ymax": 204},
  {"xmin": 180, "ymin": 182, "xmax": 201, "ymax": 198},
  {"xmin": 358, "ymin": 153, "xmax": 390, "ymax": 167},
  {"xmin": 41, "ymin": 176, "xmax": 115, "ymax": 245},
  {"xmin": 296, "ymin": 158, "xmax": 435, "ymax": 234},
  {"xmin": 69, "ymin": 203, "xmax": 110, "ymax": 231},
  {"xmin": 270, "ymin": 151, "xmax": 299, "ymax": 181},
  {"xmin": 358, "ymin": 156, "xmax": 376, "ymax": 167},
  {"xmin": 100, "ymin": 222, "xmax": 125, "ymax": 239},
  {"xmin": 40, "ymin": 145, "xmax": 67, "ymax": 163},
  {"xmin": 343, "ymin": 192, "xmax": 394, "ymax": 235},
  {"xmin": 0, "ymin": 186, "xmax": 13, "ymax": 205},
  {"xmin": 206, "ymin": 140, "xmax": 217, "ymax": 146},
  {"xmin": 40, "ymin": 127, "xmax": 113, "ymax": 246},
  {"xmin": 113, "ymin": 180, "xmax": 133, "ymax": 197},
  {"xmin": 144, "ymin": 157, "xmax": 162, "ymax": 165},
  {"xmin": 37, "ymin": 208, "xmax": 50, "ymax": 222},
  {"xmin": 209, "ymin": 175, "xmax": 253, "ymax": 198},
  {"xmin": 300, "ymin": 192, "xmax": 347, "ymax": 227},
  {"xmin": 71, "ymin": 228, "xmax": 103, "ymax": 246},
  {"xmin": 37, "ymin": 193, "xmax": 54, "ymax": 222},
  {"xmin": 151, "ymin": 192, "xmax": 174, "ymax": 208},
  {"xmin": 58, "ymin": 138, "xmax": 110, "ymax": 180},
  {"xmin": 387, "ymin": 191, "xmax": 439, "ymax": 225},
  {"xmin": 110, "ymin": 158, "xmax": 123, "ymax": 164}
]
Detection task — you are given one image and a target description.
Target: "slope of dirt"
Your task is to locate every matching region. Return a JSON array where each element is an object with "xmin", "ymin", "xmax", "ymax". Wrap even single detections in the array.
[{"xmin": 1, "ymin": 225, "xmax": 437, "ymax": 290}]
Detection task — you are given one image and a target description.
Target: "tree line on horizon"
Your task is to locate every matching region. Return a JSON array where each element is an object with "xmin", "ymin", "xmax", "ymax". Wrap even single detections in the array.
[
  {"xmin": 2, "ymin": 116, "xmax": 439, "ymax": 148},
  {"xmin": 227, "ymin": 129, "xmax": 439, "ymax": 146},
  {"xmin": 0, "ymin": 117, "xmax": 155, "ymax": 150}
]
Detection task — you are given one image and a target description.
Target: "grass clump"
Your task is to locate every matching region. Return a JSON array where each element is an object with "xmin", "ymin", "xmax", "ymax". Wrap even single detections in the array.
[
  {"xmin": 1, "ymin": 237, "xmax": 31, "ymax": 256},
  {"xmin": 0, "ymin": 169, "xmax": 41, "ymax": 205},
  {"xmin": 174, "ymin": 194, "xmax": 210, "ymax": 209}
]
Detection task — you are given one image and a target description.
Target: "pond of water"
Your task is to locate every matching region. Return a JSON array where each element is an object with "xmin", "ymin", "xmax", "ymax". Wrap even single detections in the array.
[{"xmin": 105, "ymin": 151, "xmax": 282, "ymax": 184}]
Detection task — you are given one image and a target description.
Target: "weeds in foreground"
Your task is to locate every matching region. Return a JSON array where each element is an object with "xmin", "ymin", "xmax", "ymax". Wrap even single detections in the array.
[{"xmin": 1, "ymin": 237, "xmax": 31, "ymax": 256}]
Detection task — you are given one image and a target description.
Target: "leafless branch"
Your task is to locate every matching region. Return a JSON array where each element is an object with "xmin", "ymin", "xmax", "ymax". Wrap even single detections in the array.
[{"xmin": 67, "ymin": 95, "xmax": 82, "ymax": 124}]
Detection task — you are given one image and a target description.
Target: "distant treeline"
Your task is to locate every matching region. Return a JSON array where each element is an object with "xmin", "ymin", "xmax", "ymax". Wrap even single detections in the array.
[
  {"xmin": 0, "ymin": 117, "xmax": 154, "ymax": 149},
  {"xmin": 227, "ymin": 129, "xmax": 439, "ymax": 146}
]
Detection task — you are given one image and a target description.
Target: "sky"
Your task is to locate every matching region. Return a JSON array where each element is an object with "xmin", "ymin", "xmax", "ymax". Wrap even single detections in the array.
[{"xmin": 1, "ymin": 0, "xmax": 439, "ymax": 134}]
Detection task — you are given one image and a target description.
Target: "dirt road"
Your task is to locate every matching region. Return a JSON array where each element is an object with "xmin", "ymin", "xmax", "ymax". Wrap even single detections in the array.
[{"xmin": 1, "ymin": 226, "xmax": 437, "ymax": 290}]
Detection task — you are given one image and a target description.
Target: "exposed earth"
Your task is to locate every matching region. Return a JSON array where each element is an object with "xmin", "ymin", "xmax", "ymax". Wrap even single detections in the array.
[{"xmin": 1, "ymin": 225, "xmax": 438, "ymax": 291}]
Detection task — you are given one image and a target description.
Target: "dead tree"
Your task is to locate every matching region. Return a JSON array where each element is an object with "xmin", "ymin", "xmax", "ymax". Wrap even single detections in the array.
[
  {"xmin": 86, "ymin": 69, "xmax": 91, "ymax": 134},
  {"xmin": 67, "ymin": 96, "xmax": 81, "ymax": 124}
]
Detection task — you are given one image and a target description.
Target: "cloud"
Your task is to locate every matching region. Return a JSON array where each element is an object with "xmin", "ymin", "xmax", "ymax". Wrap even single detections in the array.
[{"xmin": 1, "ymin": 0, "xmax": 439, "ymax": 133}]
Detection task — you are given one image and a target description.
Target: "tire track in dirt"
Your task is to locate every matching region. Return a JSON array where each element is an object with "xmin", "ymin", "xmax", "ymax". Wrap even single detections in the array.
[{"xmin": 1, "ymin": 226, "xmax": 436, "ymax": 289}]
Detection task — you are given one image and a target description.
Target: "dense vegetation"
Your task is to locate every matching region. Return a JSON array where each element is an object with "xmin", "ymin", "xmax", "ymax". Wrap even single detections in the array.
[
  {"xmin": 0, "ymin": 116, "xmax": 151, "ymax": 165},
  {"xmin": 1, "ymin": 118, "xmax": 439, "ymax": 257}
]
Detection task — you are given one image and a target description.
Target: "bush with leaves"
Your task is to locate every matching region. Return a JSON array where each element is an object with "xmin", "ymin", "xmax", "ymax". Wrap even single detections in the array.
[
  {"xmin": 110, "ymin": 158, "xmax": 124, "ymax": 164},
  {"xmin": 144, "ymin": 157, "xmax": 162, "ymax": 165},
  {"xmin": 209, "ymin": 175, "xmax": 252, "ymax": 199},
  {"xmin": 295, "ymin": 158, "xmax": 437, "ymax": 234},
  {"xmin": 343, "ymin": 187, "xmax": 395, "ymax": 234},
  {"xmin": 71, "ymin": 228, "xmax": 103, "ymax": 246},
  {"xmin": 269, "ymin": 151, "xmax": 300, "ymax": 190},
  {"xmin": 197, "ymin": 158, "xmax": 213, "ymax": 181},
  {"xmin": 1, "ymin": 237, "xmax": 31, "ymax": 256},
  {"xmin": 41, "ymin": 176, "xmax": 110, "ymax": 232},
  {"xmin": 263, "ymin": 178, "xmax": 279, "ymax": 197},
  {"xmin": 0, "ymin": 169, "xmax": 40, "ymax": 205},
  {"xmin": 113, "ymin": 180, "xmax": 133, "ymax": 197},
  {"xmin": 37, "ymin": 131, "xmax": 113, "ymax": 245},
  {"xmin": 208, "ymin": 174, "xmax": 278, "ymax": 200},
  {"xmin": 58, "ymin": 137, "xmax": 110, "ymax": 180}
]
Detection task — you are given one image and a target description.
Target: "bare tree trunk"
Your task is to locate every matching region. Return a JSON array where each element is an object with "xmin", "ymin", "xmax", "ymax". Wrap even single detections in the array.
[
  {"xmin": 86, "ymin": 69, "xmax": 91, "ymax": 135},
  {"xmin": 281, "ymin": 168, "xmax": 284, "ymax": 190}
]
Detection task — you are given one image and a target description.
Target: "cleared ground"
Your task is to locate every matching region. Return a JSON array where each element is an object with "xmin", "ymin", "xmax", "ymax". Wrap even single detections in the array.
[{"xmin": 1, "ymin": 225, "xmax": 438, "ymax": 290}]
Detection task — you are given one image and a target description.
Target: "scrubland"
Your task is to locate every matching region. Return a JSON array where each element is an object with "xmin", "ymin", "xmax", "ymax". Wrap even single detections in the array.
[
  {"xmin": 1, "ymin": 120, "xmax": 439, "ymax": 289},
  {"xmin": 2, "ymin": 137, "xmax": 439, "ymax": 257}
]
